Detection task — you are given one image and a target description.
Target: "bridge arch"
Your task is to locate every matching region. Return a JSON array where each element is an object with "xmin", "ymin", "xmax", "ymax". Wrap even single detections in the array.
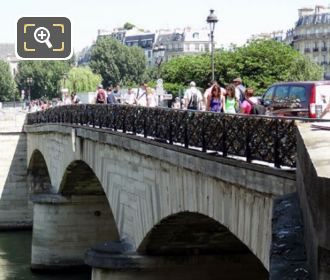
[
  {"xmin": 31, "ymin": 159, "xmax": 120, "ymax": 269},
  {"xmin": 27, "ymin": 149, "xmax": 52, "ymax": 193},
  {"xmin": 59, "ymin": 160, "xmax": 105, "ymax": 195},
  {"xmin": 137, "ymin": 211, "xmax": 268, "ymax": 278}
]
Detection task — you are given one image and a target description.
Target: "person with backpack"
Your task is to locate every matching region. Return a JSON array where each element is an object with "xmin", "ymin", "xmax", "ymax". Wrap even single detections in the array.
[
  {"xmin": 96, "ymin": 85, "xmax": 106, "ymax": 104},
  {"xmin": 184, "ymin": 81, "xmax": 203, "ymax": 110},
  {"xmin": 233, "ymin": 77, "xmax": 246, "ymax": 105}
]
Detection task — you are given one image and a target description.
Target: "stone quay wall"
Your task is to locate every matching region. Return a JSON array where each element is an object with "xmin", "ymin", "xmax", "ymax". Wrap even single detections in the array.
[{"xmin": 0, "ymin": 109, "xmax": 32, "ymax": 228}]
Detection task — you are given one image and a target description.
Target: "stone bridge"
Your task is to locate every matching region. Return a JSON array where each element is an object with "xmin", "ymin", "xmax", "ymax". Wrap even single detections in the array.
[{"xmin": 25, "ymin": 120, "xmax": 296, "ymax": 280}]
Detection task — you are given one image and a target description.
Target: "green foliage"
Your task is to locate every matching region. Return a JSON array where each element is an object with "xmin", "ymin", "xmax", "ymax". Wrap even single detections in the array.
[
  {"xmin": 89, "ymin": 37, "xmax": 147, "ymax": 87},
  {"xmin": 161, "ymin": 39, "xmax": 323, "ymax": 94},
  {"xmin": 123, "ymin": 22, "xmax": 135, "ymax": 30},
  {"xmin": 0, "ymin": 60, "xmax": 16, "ymax": 102},
  {"xmin": 66, "ymin": 67, "xmax": 102, "ymax": 92},
  {"xmin": 161, "ymin": 54, "xmax": 211, "ymax": 87},
  {"xmin": 15, "ymin": 61, "xmax": 71, "ymax": 99}
]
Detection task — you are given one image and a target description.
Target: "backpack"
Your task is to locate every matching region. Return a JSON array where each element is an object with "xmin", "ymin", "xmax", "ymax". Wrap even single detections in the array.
[{"xmin": 188, "ymin": 92, "xmax": 198, "ymax": 110}]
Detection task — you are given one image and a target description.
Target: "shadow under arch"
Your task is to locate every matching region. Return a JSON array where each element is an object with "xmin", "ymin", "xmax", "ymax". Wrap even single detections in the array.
[
  {"xmin": 31, "ymin": 159, "xmax": 120, "ymax": 270},
  {"xmin": 58, "ymin": 159, "xmax": 120, "ymax": 241},
  {"xmin": 27, "ymin": 149, "xmax": 52, "ymax": 194},
  {"xmin": 59, "ymin": 160, "xmax": 104, "ymax": 195},
  {"xmin": 138, "ymin": 211, "xmax": 268, "ymax": 279}
]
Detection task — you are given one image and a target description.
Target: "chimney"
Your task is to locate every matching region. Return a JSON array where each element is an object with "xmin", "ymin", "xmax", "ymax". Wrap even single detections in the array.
[
  {"xmin": 315, "ymin": 5, "xmax": 326, "ymax": 14},
  {"xmin": 298, "ymin": 7, "xmax": 314, "ymax": 17}
]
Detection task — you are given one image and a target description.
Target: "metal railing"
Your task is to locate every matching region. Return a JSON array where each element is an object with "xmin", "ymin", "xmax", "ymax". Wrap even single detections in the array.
[{"xmin": 26, "ymin": 105, "xmax": 306, "ymax": 169}]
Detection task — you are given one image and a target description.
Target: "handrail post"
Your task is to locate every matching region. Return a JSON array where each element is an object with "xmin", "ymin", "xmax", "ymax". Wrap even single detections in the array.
[
  {"xmin": 274, "ymin": 119, "xmax": 280, "ymax": 168},
  {"xmin": 202, "ymin": 116, "xmax": 206, "ymax": 152},
  {"xmin": 222, "ymin": 117, "xmax": 227, "ymax": 157},
  {"xmin": 184, "ymin": 113, "xmax": 189, "ymax": 148},
  {"xmin": 143, "ymin": 110, "xmax": 147, "ymax": 138},
  {"xmin": 245, "ymin": 128, "xmax": 252, "ymax": 163}
]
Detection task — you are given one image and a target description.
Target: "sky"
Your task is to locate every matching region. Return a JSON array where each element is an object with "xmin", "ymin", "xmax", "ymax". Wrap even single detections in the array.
[{"xmin": 2, "ymin": 0, "xmax": 330, "ymax": 53}]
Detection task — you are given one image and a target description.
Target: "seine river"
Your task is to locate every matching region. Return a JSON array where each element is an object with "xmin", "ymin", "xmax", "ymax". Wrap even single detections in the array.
[{"xmin": 0, "ymin": 231, "xmax": 90, "ymax": 280}]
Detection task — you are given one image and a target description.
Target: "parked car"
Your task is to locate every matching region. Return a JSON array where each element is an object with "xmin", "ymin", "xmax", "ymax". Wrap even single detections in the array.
[{"xmin": 260, "ymin": 81, "xmax": 330, "ymax": 118}]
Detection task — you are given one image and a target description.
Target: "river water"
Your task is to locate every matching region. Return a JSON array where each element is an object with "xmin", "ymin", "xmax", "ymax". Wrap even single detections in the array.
[{"xmin": 0, "ymin": 230, "xmax": 90, "ymax": 280}]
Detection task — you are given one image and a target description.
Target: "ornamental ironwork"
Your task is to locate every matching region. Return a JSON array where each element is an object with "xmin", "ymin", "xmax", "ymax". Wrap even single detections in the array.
[{"xmin": 26, "ymin": 105, "xmax": 298, "ymax": 168}]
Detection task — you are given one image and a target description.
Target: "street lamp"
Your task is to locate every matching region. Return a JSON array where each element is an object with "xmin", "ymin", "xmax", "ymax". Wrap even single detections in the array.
[
  {"xmin": 206, "ymin": 9, "xmax": 218, "ymax": 82},
  {"xmin": 153, "ymin": 44, "xmax": 165, "ymax": 79},
  {"xmin": 26, "ymin": 77, "xmax": 33, "ymax": 102}
]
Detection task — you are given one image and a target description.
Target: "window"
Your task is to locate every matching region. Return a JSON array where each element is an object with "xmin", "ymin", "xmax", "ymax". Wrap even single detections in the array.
[
  {"xmin": 195, "ymin": 44, "xmax": 199, "ymax": 51},
  {"xmin": 289, "ymin": 86, "xmax": 307, "ymax": 102},
  {"xmin": 189, "ymin": 44, "xmax": 194, "ymax": 51},
  {"xmin": 263, "ymin": 86, "xmax": 275, "ymax": 102},
  {"xmin": 274, "ymin": 86, "xmax": 290, "ymax": 102},
  {"xmin": 199, "ymin": 44, "xmax": 205, "ymax": 52},
  {"xmin": 192, "ymin": 32, "xmax": 199, "ymax": 39}
]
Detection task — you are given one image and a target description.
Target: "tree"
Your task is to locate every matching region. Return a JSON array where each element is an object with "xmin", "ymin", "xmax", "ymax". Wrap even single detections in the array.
[
  {"xmin": 123, "ymin": 22, "xmax": 135, "ymax": 30},
  {"xmin": 160, "ymin": 39, "xmax": 323, "ymax": 94},
  {"xmin": 66, "ymin": 67, "xmax": 102, "ymax": 92},
  {"xmin": 89, "ymin": 37, "xmax": 146, "ymax": 86},
  {"xmin": 0, "ymin": 60, "xmax": 16, "ymax": 102},
  {"xmin": 15, "ymin": 61, "xmax": 71, "ymax": 99}
]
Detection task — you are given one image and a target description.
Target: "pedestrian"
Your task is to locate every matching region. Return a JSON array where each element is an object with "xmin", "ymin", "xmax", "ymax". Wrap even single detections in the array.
[
  {"xmin": 112, "ymin": 85, "xmax": 122, "ymax": 104},
  {"xmin": 106, "ymin": 87, "xmax": 118, "ymax": 105},
  {"xmin": 184, "ymin": 81, "xmax": 203, "ymax": 110},
  {"xmin": 222, "ymin": 84, "xmax": 239, "ymax": 114},
  {"xmin": 96, "ymin": 85, "xmax": 106, "ymax": 104},
  {"xmin": 123, "ymin": 88, "xmax": 136, "ymax": 105},
  {"xmin": 135, "ymin": 83, "xmax": 148, "ymax": 107},
  {"xmin": 63, "ymin": 89, "xmax": 72, "ymax": 105},
  {"xmin": 206, "ymin": 84, "xmax": 223, "ymax": 112},
  {"xmin": 321, "ymin": 99, "xmax": 330, "ymax": 119},
  {"xmin": 146, "ymin": 87, "xmax": 158, "ymax": 107},
  {"xmin": 71, "ymin": 92, "xmax": 80, "ymax": 105},
  {"xmin": 233, "ymin": 77, "xmax": 246, "ymax": 105}
]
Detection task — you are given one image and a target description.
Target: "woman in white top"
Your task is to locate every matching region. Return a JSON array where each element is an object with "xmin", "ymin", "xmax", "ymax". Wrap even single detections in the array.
[{"xmin": 146, "ymin": 87, "xmax": 158, "ymax": 107}]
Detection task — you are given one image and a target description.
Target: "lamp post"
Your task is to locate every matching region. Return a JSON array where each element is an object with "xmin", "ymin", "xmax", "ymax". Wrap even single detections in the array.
[
  {"xmin": 206, "ymin": 9, "xmax": 218, "ymax": 82},
  {"xmin": 26, "ymin": 77, "xmax": 33, "ymax": 103},
  {"xmin": 153, "ymin": 44, "xmax": 165, "ymax": 79}
]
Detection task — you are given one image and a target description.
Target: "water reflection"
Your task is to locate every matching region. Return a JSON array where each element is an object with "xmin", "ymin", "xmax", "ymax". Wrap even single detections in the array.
[{"xmin": 0, "ymin": 231, "xmax": 90, "ymax": 280}]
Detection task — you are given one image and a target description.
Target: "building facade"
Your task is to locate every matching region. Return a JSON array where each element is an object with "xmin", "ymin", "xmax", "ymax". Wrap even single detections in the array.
[
  {"xmin": 0, "ymin": 43, "xmax": 18, "ymax": 76},
  {"xmin": 98, "ymin": 28, "xmax": 155, "ymax": 66},
  {"xmin": 98, "ymin": 26, "xmax": 211, "ymax": 67},
  {"xmin": 156, "ymin": 27, "xmax": 210, "ymax": 62},
  {"xmin": 286, "ymin": 5, "xmax": 330, "ymax": 79}
]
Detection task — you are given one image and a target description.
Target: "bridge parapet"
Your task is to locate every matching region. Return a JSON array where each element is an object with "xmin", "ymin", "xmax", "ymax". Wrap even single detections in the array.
[{"xmin": 26, "ymin": 104, "xmax": 297, "ymax": 168}]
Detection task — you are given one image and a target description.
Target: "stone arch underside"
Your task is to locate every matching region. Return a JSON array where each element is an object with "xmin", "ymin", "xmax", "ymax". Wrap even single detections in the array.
[
  {"xmin": 59, "ymin": 160, "xmax": 105, "ymax": 195},
  {"xmin": 27, "ymin": 149, "xmax": 52, "ymax": 194},
  {"xmin": 137, "ymin": 212, "xmax": 268, "ymax": 278},
  {"xmin": 30, "ymin": 158, "xmax": 120, "ymax": 269}
]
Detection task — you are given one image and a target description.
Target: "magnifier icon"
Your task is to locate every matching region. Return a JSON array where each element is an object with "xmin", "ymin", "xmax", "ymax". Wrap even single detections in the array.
[{"xmin": 34, "ymin": 27, "xmax": 53, "ymax": 48}]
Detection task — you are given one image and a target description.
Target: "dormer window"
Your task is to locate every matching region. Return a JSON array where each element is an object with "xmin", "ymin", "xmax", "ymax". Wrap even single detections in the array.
[{"xmin": 192, "ymin": 32, "xmax": 199, "ymax": 39}]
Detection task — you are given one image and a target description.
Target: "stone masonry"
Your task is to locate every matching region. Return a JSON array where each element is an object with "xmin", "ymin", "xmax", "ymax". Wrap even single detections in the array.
[
  {"xmin": 25, "ymin": 123, "xmax": 296, "ymax": 271},
  {"xmin": 0, "ymin": 109, "xmax": 32, "ymax": 228}
]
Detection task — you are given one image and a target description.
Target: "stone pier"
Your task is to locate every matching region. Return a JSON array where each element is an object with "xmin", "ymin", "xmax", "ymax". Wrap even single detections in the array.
[
  {"xmin": 0, "ymin": 109, "xmax": 32, "ymax": 228},
  {"xmin": 30, "ymin": 194, "xmax": 119, "ymax": 270}
]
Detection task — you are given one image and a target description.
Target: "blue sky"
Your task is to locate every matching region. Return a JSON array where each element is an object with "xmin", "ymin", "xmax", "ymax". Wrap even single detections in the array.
[{"xmin": 3, "ymin": 0, "xmax": 330, "ymax": 52}]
